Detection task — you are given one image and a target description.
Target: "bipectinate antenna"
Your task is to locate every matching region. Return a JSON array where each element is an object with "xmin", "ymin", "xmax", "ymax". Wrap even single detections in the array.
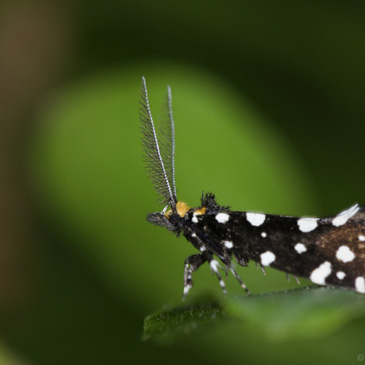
[
  {"xmin": 157, "ymin": 84, "xmax": 177, "ymax": 199},
  {"xmin": 140, "ymin": 77, "xmax": 177, "ymax": 208}
]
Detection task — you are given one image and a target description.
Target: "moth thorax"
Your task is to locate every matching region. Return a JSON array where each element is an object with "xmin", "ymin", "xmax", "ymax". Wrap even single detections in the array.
[
  {"xmin": 194, "ymin": 207, "xmax": 206, "ymax": 215},
  {"xmin": 176, "ymin": 201, "xmax": 190, "ymax": 217}
]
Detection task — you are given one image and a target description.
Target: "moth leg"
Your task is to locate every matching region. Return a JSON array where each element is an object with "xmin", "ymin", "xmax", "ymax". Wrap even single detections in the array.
[
  {"xmin": 183, "ymin": 254, "xmax": 206, "ymax": 299},
  {"xmin": 285, "ymin": 273, "xmax": 300, "ymax": 284},
  {"xmin": 209, "ymin": 259, "xmax": 227, "ymax": 295},
  {"xmin": 224, "ymin": 265, "xmax": 229, "ymax": 279},
  {"xmin": 255, "ymin": 261, "xmax": 266, "ymax": 275},
  {"xmin": 229, "ymin": 266, "xmax": 250, "ymax": 295},
  {"xmin": 260, "ymin": 264, "xmax": 267, "ymax": 276}
]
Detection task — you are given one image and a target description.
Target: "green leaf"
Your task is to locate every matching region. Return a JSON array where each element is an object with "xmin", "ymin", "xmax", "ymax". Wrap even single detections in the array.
[
  {"xmin": 143, "ymin": 295, "xmax": 228, "ymax": 344},
  {"xmin": 144, "ymin": 287, "xmax": 365, "ymax": 343}
]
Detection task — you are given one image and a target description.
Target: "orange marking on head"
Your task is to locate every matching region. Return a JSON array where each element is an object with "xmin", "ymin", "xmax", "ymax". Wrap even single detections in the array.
[
  {"xmin": 194, "ymin": 207, "xmax": 206, "ymax": 215},
  {"xmin": 176, "ymin": 201, "xmax": 190, "ymax": 217}
]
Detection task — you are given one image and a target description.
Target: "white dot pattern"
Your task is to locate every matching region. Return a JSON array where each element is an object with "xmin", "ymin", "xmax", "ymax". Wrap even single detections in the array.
[
  {"xmin": 294, "ymin": 243, "xmax": 307, "ymax": 254},
  {"xmin": 215, "ymin": 213, "xmax": 229, "ymax": 223},
  {"xmin": 355, "ymin": 277, "xmax": 365, "ymax": 294},
  {"xmin": 260, "ymin": 251, "xmax": 276, "ymax": 266},
  {"xmin": 297, "ymin": 217, "xmax": 318, "ymax": 233},
  {"xmin": 246, "ymin": 212, "xmax": 266, "ymax": 227},
  {"xmin": 310, "ymin": 261, "xmax": 332, "ymax": 285},
  {"xmin": 336, "ymin": 245, "xmax": 355, "ymax": 263},
  {"xmin": 223, "ymin": 241, "xmax": 233, "ymax": 249}
]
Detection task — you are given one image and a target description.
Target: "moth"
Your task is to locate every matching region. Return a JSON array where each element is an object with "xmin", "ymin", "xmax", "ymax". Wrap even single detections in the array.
[{"xmin": 140, "ymin": 77, "xmax": 365, "ymax": 298}]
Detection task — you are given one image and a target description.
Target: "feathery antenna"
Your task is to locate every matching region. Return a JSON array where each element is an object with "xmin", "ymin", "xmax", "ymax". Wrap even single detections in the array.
[
  {"xmin": 140, "ymin": 77, "xmax": 176, "ymax": 207},
  {"xmin": 156, "ymin": 85, "xmax": 177, "ymax": 200},
  {"xmin": 167, "ymin": 85, "xmax": 177, "ymax": 198}
]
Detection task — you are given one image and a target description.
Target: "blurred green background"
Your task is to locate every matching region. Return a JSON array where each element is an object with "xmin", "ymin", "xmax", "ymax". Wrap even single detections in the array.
[{"xmin": 1, "ymin": 0, "xmax": 365, "ymax": 364}]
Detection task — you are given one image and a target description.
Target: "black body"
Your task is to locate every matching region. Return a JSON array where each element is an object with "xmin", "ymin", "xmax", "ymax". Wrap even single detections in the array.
[
  {"xmin": 148, "ymin": 193, "xmax": 365, "ymax": 296},
  {"xmin": 140, "ymin": 78, "xmax": 365, "ymax": 298}
]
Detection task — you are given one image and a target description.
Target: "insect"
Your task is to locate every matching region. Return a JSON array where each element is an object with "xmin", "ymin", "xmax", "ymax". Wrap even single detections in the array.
[{"xmin": 140, "ymin": 76, "xmax": 365, "ymax": 298}]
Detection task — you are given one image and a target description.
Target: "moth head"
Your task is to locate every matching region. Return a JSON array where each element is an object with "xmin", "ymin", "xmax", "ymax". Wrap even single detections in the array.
[
  {"xmin": 147, "ymin": 201, "xmax": 190, "ymax": 232},
  {"xmin": 146, "ymin": 212, "xmax": 178, "ymax": 232}
]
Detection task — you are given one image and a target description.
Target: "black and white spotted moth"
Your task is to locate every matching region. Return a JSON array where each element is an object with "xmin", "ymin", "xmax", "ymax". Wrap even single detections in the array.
[{"xmin": 140, "ymin": 77, "xmax": 365, "ymax": 298}]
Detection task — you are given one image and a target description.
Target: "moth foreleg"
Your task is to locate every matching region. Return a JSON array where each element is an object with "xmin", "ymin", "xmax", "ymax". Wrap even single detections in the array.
[{"xmin": 183, "ymin": 254, "xmax": 206, "ymax": 299}]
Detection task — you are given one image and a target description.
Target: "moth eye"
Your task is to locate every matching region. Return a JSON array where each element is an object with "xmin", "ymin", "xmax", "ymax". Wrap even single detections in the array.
[{"xmin": 169, "ymin": 213, "xmax": 180, "ymax": 224}]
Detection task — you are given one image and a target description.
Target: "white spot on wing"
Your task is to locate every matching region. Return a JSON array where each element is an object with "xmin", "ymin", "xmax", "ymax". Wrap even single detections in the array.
[
  {"xmin": 297, "ymin": 217, "xmax": 318, "ymax": 233},
  {"xmin": 215, "ymin": 213, "xmax": 229, "ymax": 223},
  {"xmin": 261, "ymin": 232, "xmax": 267, "ymax": 238},
  {"xmin": 200, "ymin": 246, "xmax": 206, "ymax": 252},
  {"xmin": 246, "ymin": 212, "xmax": 266, "ymax": 226},
  {"xmin": 332, "ymin": 204, "xmax": 359, "ymax": 227},
  {"xmin": 191, "ymin": 233, "xmax": 196, "ymax": 237},
  {"xmin": 294, "ymin": 243, "xmax": 307, "ymax": 254},
  {"xmin": 359, "ymin": 235, "xmax": 365, "ymax": 242},
  {"xmin": 223, "ymin": 240, "xmax": 233, "ymax": 249},
  {"xmin": 336, "ymin": 271, "xmax": 346, "ymax": 280},
  {"xmin": 336, "ymin": 245, "xmax": 355, "ymax": 263},
  {"xmin": 192, "ymin": 216, "xmax": 198, "ymax": 223},
  {"xmin": 260, "ymin": 251, "xmax": 276, "ymax": 266},
  {"xmin": 310, "ymin": 261, "xmax": 332, "ymax": 285},
  {"xmin": 355, "ymin": 277, "xmax": 365, "ymax": 294}
]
